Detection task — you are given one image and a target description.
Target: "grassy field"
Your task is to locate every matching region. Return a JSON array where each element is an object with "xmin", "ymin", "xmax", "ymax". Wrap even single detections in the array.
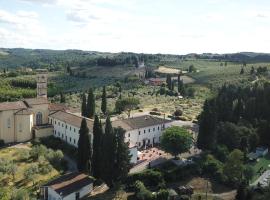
[
  {"xmin": 0, "ymin": 145, "xmax": 60, "ymax": 198},
  {"xmin": 249, "ymin": 154, "xmax": 270, "ymax": 182},
  {"xmin": 156, "ymin": 59, "xmax": 270, "ymax": 88}
]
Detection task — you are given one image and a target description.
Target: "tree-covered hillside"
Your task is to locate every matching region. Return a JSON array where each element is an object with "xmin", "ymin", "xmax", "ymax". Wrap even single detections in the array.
[{"xmin": 1, "ymin": 48, "xmax": 270, "ymax": 70}]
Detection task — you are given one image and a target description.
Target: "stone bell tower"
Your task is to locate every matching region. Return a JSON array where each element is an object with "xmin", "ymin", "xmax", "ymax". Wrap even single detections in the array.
[{"xmin": 36, "ymin": 69, "xmax": 48, "ymax": 98}]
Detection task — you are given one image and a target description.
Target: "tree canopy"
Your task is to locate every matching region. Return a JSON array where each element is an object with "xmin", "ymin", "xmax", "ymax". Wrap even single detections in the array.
[{"xmin": 161, "ymin": 126, "xmax": 193, "ymax": 159}]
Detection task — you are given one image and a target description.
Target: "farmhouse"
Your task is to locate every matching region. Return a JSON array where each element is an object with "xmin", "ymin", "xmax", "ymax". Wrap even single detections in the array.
[
  {"xmin": 112, "ymin": 115, "xmax": 172, "ymax": 149},
  {"xmin": 49, "ymin": 110, "xmax": 94, "ymax": 147},
  {"xmin": 40, "ymin": 172, "xmax": 94, "ymax": 200}
]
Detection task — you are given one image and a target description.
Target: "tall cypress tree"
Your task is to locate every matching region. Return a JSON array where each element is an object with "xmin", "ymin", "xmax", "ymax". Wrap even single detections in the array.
[
  {"xmin": 92, "ymin": 115, "xmax": 103, "ymax": 179},
  {"xmin": 197, "ymin": 99, "xmax": 217, "ymax": 150},
  {"xmin": 113, "ymin": 127, "xmax": 131, "ymax": 183},
  {"xmin": 101, "ymin": 86, "xmax": 107, "ymax": 115},
  {"xmin": 81, "ymin": 93, "xmax": 87, "ymax": 117},
  {"xmin": 77, "ymin": 118, "xmax": 91, "ymax": 173},
  {"xmin": 101, "ymin": 116, "xmax": 116, "ymax": 186},
  {"xmin": 86, "ymin": 88, "xmax": 95, "ymax": 118},
  {"xmin": 166, "ymin": 74, "xmax": 172, "ymax": 90}
]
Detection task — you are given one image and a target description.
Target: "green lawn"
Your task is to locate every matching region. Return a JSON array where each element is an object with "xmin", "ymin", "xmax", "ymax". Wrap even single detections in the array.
[{"xmin": 249, "ymin": 154, "xmax": 270, "ymax": 182}]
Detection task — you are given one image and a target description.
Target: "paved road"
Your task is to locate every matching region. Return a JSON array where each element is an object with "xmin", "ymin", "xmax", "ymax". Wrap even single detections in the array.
[{"xmin": 251, "ymin": 169, "xmax": 270, "ymax": 187}]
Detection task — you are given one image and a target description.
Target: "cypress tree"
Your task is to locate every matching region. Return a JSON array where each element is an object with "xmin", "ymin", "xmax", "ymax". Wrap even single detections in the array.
[
  {"xmin": 60, "ymin": 92, "xmax": 65, "ymax": 103},
  {"xmin": 166, "ymin": 74, "xmax": 172, "ymax": 90},
  {"xmin": 101, "ymin": 116, "xmax": 116, "ymax": 186},
  {"xmin": 197, "ymin": 99, "xmax": 217, "ymax": 150},
  {"xmin": 113, "ymin": 127, "xmax": 131, "ymax": 183},
  {"xmin": 77, "ymin": 118, "xmax": 91, "ymax": 173},
  {"xmin": 101, "ymin": 86, "xmax": 107, "ymax": 115},
  {"xmin": 86, "ymin": 88, "xmax": 95, "ymax": 118},
  {"xmin": 92, "ymin": 115, "xmax": 103, "ymax": 178},
  {"xmin": 81, "ymin": 93, "xmax": 87, "ymax": 117}
]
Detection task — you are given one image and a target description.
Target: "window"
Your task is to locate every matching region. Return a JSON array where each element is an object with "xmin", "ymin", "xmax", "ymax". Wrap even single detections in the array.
[
  {"xmin": 158, "ymin": 126, "xmax": 160, "ymax": 130},
  {"xmin": 19, "ymin": 123, "xmax": 22, "ymax": 132},
  {"xmin": 128, "ymin": 133, "xmax": 130, "ymax": 137},
  {"xmin": 70, "ymin": 137, "xmax": 71, "ymax": 142},
  {"xmin": 36, "ymin": 112, "xmax": 43, "ymax": 125},
  {"xmin": 139, "ymin": 131, "xmax": 141, "ymax": 135},
  {"xmin": 66, "ymin": 125, "xmax": 67, "ymax": 129},
  {"xmin": 50, "ymin": 119, "xmax": 53, "ymax": 124},
  {"xmin": 76, "ymin": 192, "xmax": 80, "ymax": 200},
  {"xmin": 58, "ymin": 132, "xmax": 60, "ymax": 136},
  {"xmin": 7, "ymin": 118, "xmax": 11, "ymax": 128},
  {"xmin": 74, "ymin": 128, "xmax": 76, "ymax": 132},
  {"xmin": 74, "ymin": 139, "xmax": 76, "ymax": 144},
  {"xmin": 62, "ymin": 123, "xmax": 64, "ymax": 127},
  {"xmin": 138, "ymin": 142, "xmax": 141, "ymax": 146},
  {"xmin": 70, "ymin": 127, "xmax": 71, "ymax": 131},
  {"xmin": 62, "ymin": 134, "xmax": 64, "ymax": 138},
  {"xmin": 148, "ymin": 129, "xmax": 150, "ymax": 133},
  {"xmin": 153, "ymin": 128, "xmax": 155, "ymax": 131},
  {"xmin": 144, "ymin": 130, "xmax": 146, "ymax": 134},
  {"xmin": 58, "ymin": 122, "xmax": 60, "ymax": 126},
  {"xmin": 54, "ymin": 121, "xmax": 56, "ymax": 124}
]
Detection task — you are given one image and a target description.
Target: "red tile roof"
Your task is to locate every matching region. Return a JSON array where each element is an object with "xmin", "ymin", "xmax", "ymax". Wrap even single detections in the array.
[
  {"xmin": 43, "ymin": 172, "xmax": 93, "ymax": 197},
  {"xmin": 0, "ymin": 101, "xmax": 27, "ymax": 111}
]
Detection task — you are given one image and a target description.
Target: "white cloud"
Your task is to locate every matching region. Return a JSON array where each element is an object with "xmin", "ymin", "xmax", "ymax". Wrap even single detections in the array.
[{"xmin": 0, "ymin": 9, "xmax": 47, "ymax": 48}]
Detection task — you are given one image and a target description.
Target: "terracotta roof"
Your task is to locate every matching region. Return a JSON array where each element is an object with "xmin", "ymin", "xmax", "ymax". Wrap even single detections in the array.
[
  {"xmin": 24, "ymin": 98, "xmax": 49, "ymax": 106},
  {"xmin": 43, "ymin": 172, "xmax": 93, "ymax": 197},
  {"xmin": 15, "ymin": 109, "xmax": 33, "ymax": 115},
  {"xmin": 49, "ymin": 111, "xmax": 94, "ymax": 131},
  {"xmin": 0, "ymin": 101, "xmax": 27, "ymax": 111},
  {"xmin": 49, "ymin": 103, "xmax": 67, "ymax": 112},
  {"xmin": 112, "ymin": 115, "xmax": 171, "ymax": 131}
]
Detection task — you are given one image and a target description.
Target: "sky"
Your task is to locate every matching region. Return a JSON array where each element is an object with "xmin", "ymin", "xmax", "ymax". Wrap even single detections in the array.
[{"xmin": 0, "ymin": 0, "xmax": 270, "ymax": 54}]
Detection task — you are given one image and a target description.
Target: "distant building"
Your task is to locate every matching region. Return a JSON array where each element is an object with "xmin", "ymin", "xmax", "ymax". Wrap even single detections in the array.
[
  {"xmin": 256, "ymin": 147, "xmax": 268, "ymax": 157},
  {"xmin": 49, "ymin": 110, "xmax": 94, "ymax": 147},
  {"xmin": 112, "ymin": 115, "xmax": 172, "ymax": 149},
  {"xmin": 40, "ymin": 172, "xmax": 94, "ymax": 200},
  {"xmin": 148, "ymin": 78, "xmax": 165, "ymax": 86}
]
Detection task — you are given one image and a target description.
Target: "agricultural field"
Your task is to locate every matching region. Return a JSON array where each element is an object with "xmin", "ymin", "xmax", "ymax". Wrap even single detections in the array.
[{"xmin": 0, "ymin": 144, "xmax": 62, "ymax": 199}]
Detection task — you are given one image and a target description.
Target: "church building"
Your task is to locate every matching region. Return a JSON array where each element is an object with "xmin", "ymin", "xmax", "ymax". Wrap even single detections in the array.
[{"xmin": 0, "ymin": 69, "xmax": 50, "ymax": 143}]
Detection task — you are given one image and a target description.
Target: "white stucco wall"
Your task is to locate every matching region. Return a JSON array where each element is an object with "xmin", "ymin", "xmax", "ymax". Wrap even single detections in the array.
[
  {"xmin": 63, "ymin": 184, "xmax": 93, "ymax": 200},
  {"xmin": 49, "ymin": 117, "xmax": 93, "ymax": 148},
  {"xmin": 125, "ymin": 122, "xmax": 172, "ymax": 148},
  {"xmin": 129, "ymin": 146, "xmax": 138, "ymax": 164}
]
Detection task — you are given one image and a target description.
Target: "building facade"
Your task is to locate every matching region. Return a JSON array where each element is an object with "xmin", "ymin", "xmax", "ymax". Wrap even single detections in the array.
[
  {"xmin": 40, "ymin": 172, "xmax": 94, "ymax": 200},
  {"xmin": 49, "ymin": 111, "xmax": 94, "ymax": 147},
  {"xmin": 112, "ymin": 115, "xmax": 172, "ymax": 149},
  {"xmin": 0, "ymin": 70, "xmax": 49, "ymax": 144}
]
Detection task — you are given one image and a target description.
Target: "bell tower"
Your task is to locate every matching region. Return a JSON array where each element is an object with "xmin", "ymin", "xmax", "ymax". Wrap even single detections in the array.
[{"xmin": 36, "ymin": 69, "xmax": 48, "ymax": 98}]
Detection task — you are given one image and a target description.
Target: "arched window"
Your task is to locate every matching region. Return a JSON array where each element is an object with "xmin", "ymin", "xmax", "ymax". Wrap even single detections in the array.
[
  {"xmin": 36, "ymin": 112, "xmax": 43, "ymax": 125},
  {"xmin": 7, "ymin": 118, "xmax": 11, "ymax": 128}
]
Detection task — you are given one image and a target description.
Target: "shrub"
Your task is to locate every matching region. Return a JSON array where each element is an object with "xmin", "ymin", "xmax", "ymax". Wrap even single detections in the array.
[
  {"xmin": 11, "ymin": 189, "xmax": 29, "ymax": 200},
  {"xmin": 0, "ymin": 140, "xmax": 4, "ymax": 147},
  {"xmin": 174, "ymin": 109, "xmax": 183, "ymax": 117},
  {"xmin": 134, "ymin": 181, "xmax": 154, "ymax": 200},
  {"xmin": 17, "ymin": 149, "xmax": 30, "ymax": 161},
  {"xmin": 29, "ymin": 145, "xmax": 47, "ymax": 161},
  {"xmin": 126, "ymin": 169, "xmax": 165, "ymax": 188},
  {"xmin": 149, "ymin": 111, "xmax": 161, "ymax": 116}
]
